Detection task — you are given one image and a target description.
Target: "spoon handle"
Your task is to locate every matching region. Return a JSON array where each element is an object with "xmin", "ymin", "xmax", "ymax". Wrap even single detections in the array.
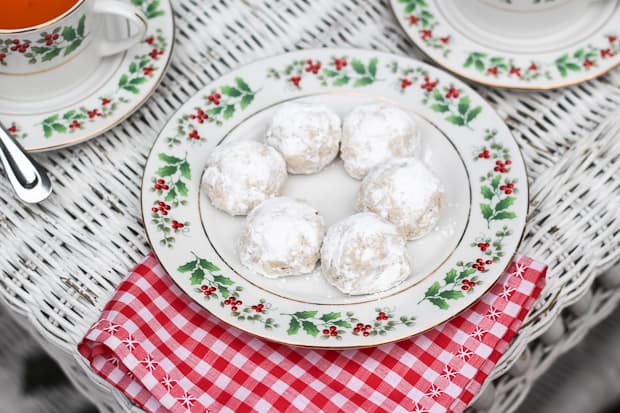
[{"xmin": 0, "ymin": 125, "xmax": 52, "ymax": 203}]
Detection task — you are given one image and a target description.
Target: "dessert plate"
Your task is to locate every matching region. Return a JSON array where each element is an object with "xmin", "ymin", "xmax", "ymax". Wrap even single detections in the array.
[
  {"xmin": 141, "ymin": 48, "xmax": 528, "ymax": 348},
  {"xmin": 0, "ymin": 0, "xmax": 173, "ymax": 152},
  {"xmin": 391, "ymin": 0, "xmax": 620, "ymax": 89}
]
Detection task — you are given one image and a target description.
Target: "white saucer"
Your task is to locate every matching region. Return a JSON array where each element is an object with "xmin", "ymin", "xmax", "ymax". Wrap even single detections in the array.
[
  {"xmin": 391, "ymin": 0, "xmax": 620, "ymax": 89},
  {"xmin": 0, "ymin": 0, "xmax": 173, "ymax": 151}
]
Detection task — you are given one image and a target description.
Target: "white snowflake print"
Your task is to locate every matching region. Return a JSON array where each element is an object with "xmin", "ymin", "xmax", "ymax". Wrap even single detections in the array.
[
  {"xmin": 103, "ymin": 323, "xmax": 121, "ymax": 335},
  {"xmin": 510, "ymin": 263, "xmax": 527, "ymax": 279},
  {"xmin": 412, "ymin": 402, "xmax": 429, "ymax": 413},
  {"xmin": 470, "ymin": 327, "xmax": 486, "ymax": 340},
  {"xmin": 106, "ymin": 356, "xmax": 120, "ymax": 367},
  {"xmin": 426, "ymin": 384, "xmax": 442, "ymax": 399},
  {"xmin": 178, "ymin": 392, "xmax": 197, "ymax": 410},
  {"xmin": 456, "ymin": 346, "xmax": 472, "ymax": 361},
  {"xmin": 121, "ymin": 336, "xmax": 139, "ymax": 352},
  {"xmin": 486, "ymin": 306, "xmax": 501, "ymax": 321},
  {"xmin": 141, "ymin": 355, "xmax": 159, "ymax": 372},
  {"xmin": 442, "ymin": 365, "xmax": 457, "ymax": 380},
  {"xmin": 499, "ymin": 286, "xmax": 516, "ymax": 300},
  {"xmin": 161, "ymin": 374, "xmax": 177, "ymax": 392}
]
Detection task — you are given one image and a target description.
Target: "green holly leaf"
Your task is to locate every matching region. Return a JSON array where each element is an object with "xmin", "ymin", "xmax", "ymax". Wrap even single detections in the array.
[
  {"xmin": 159, "ymin": 153, "xmax": 182, "ymax": 163},
  {"xmin": 458, "ymin": 96, "xmax": 470, "ymax": 115},
  {"xmin": 333, "ymin": 76, "xmax": 350, "ymax": 86},
  {"xmin": 490, "ymin": 56, "xmax": 504, "ymax": 64},
  {"xmin": 368, "ymin": 57, "xmax": 378, "ymax": 77},
  {"xmin": 177, "ymin": 260, "xmax": 197, "ymax": 272},
  {"xmin": 130, "ymin": 77, "xmax": 147, "ymax": 85},
  {"xmin": 52, "ymin": 123, "xmax": 66, "ymax": 133},
  {"xmin": 491, "ymin": 175, "xmax": 502, "ymax": 190},
  {"xmin": 493, "ymin": 211, "xmax": 517, "ymax": 220},
  {"xmin": 444, "ymin": 269, "xmax": 457, "ymax": 284},
  {"xmin": 320, "ymin": 312, "xmax": 341, "ymax": 322},
  {"xmin": 155, "ymin": 165, "xmax": 177, "ymax": 176},
  {"xmin": 213, "ymin": 275, "xmax": 234, "ymax": 286},
  {"xmin": 235, "ymin": 77, "xmax": 251, "ymax": 92},
  {"xmin": 207, "ymin": 106, "xmax": 223, "ymax": 115},
  {"xmin": 239, "ymin": 94, "xmax": 254, "ymax": 110},
  {"xmin": 495, "ymin": 196, "xmax": 515, "ymax": 211},
  {"xmin": 404, "ymin": 2, "xmax": 416, "ymax": 13},
  {"xmin": 446, "ymin": 115, "xmax": 465, "ymax": 126},
  {"xmin": 332, "ymin": 319, "xmax": 351, "ymax": 328},
  {"xmin": 287, "ymin": 317, "xmax": 300, "ymax": 335},
  {"xmin": 354, "ymin": 77, "xmax": 373, "ymax": 87},
  {"xmin": 119, "ymin": 74, "xmax": 128, "ymax": 87},
  {"xmin": 43, "ymin": 115, "xmax": 59, "ymax": 124},
  {"xmin": 557, "ymin": 65, "xmax": 568, "ymax": 77},
  {"xmin": 464, "ymin": 55, "xmax": 474, "ymax": 68},
  {"xmin": 165, "ymin": 188, "xmax": 176, "ymax": 201},
  {"xmin": 62, "ymin": 26, "xmax": 76, "ymax": 42},
  {"xmin": 428, "ymin": 297, "xmax": 449, "ymax": 310},
  {"xmin": 64, "ymin": 39, "xmax": 82, "ymax": 56},
  {"xmin": 223, "ymin": 104, "xmax": 235, "ymax": 119},
  {"xmin": 324, "ymin": 69, "xmax": 339, "ymax": 77},
  {"xmin": 425, "ymin": 281, "xmax": 441, "ymax": 297},
  {"xmin": 431, "ymin": 104, "xmax": 449, "ymax": 113},
  {"xmin": 221, "ymin": 86, "xmax": 241, "ymax": 97},
  {"xmin": 42, "ymin": 48, "xmax": 61, "ymax": 62},
  {"xmin": 481, "ymin": 186, "xmax": 494, "ymax": 200},
  {"xmin": 190, "ymin": 268, "xmax": 205, "ymax": 285},
  {"xmin": 31, "ymin": 46, "xmax": 48, "ymax": 54},
  {"xmin": 566, "ymin": 63, "xmax": 581, "ymax": 72},
  {"xmin": 555, "ymin": 54, "xmax": 569, "ymax": 64},
  {"xmin": 77, "ymin": 15, "xmax": 86, "ymax": 37},
  {"xmin": 200, "ymin": 258, "xmax": 220, "ymax": 272},
  {"xmin": 466, "ymin": 106, "xmax": 482, "ymax": 123},
  {"xmin": 175, "ymin": 181, "xmax": 188, "ymax": 196},
  {"xmin": 179, "ymin": 161, "xmax": 191, "ymax": 179},
  {"xmin": 439, "ymin": 290, "xmax": 464, "ymax": 300},
  {"xmin": 475, "ymin": 60, "xmax": 485, "ymax": 72},
  {"xmin": 481, "ymin": 203, "xmax": 493, "ymax": 220},
  {"xmin": 293, "ymin": 311, "xmax": 318, "ymax": 319},
  {"xmin": 350, "ymin": 59, "xmax": 366, "ymax": 75},
  {"xmin": 123, "ymin": 85, "xmax": 140, "ymax": 94},
  {"xmin": 147, "ymin": 0, "xmax": 160, "ymax": 14},
  {"xmin": 218, "ymin": 286, "xmax": 229, "ymax": 298},
  {"xmin": 63, "ymin": 110, "xmax": 76, "ymax": 120},
  {"xmin": 433, "ymin": 88, "xmax": 444, "ymax": 102},
  {"xmin": 43, "ymin": 124, "xmax": 52, "ymax": 138},
  {"xmin": 302, "ymin": 321, "xmax": 319, "ymax": 337}
]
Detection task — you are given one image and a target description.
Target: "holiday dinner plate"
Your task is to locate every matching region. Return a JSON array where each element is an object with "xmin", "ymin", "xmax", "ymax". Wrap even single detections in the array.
[
  {"xmin": 391, "ymin": 0, "xmax": 620, "ymax": 90},
  {"xmin": 141, "ymin": 48, "xmax": 528, "ymax": 348},
  {"xmin": 0, "ymin": 0, "xmax": 173, "ymax": 152}
]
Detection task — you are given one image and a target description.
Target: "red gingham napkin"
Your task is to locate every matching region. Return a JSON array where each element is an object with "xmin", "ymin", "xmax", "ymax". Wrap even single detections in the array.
[{"xmin": 78, "ymin": 253, "xmax": 546, "ymax": 413}]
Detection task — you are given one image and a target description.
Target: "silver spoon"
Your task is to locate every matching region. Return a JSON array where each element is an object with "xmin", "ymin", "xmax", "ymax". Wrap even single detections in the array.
[{"xmin": 0, "ymin": 123, "xmax": 52, "ymax": 203}]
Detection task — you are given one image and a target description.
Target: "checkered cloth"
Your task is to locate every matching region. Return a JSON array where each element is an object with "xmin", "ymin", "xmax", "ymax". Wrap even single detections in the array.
[{"xmin": 78, "ymin": 253, "xmax": 546, "ymax": 413}]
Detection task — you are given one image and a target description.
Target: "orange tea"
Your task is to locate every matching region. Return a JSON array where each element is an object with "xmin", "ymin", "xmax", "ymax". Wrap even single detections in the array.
[{"xmin": 0, "ymin": 0, "xmax": 79, "ymax": 30}]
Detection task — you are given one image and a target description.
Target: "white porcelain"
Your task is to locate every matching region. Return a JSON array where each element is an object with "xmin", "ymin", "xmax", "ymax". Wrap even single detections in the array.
[
  {"xmin": 0, "ymin": 0, "xmax": 173, "ymax": 151},
  {"xmin": 0, "ymin": 0, "xmax": 148, "ymax": 101},
  {"xmin": 482, "ymin": 0, "xmax": 572, "ymax": 12}
]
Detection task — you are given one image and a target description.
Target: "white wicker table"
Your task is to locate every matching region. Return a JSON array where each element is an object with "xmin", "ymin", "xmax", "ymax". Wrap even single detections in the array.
[{"xmin": 1, "ymin": 1, "xmax": 620, "ymax": 412}]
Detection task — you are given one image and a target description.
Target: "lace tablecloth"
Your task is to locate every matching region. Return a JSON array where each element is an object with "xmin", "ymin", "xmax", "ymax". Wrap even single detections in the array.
[{"xmin": 1, "ymin": 1, "xmax": 619, "ymax": 412}]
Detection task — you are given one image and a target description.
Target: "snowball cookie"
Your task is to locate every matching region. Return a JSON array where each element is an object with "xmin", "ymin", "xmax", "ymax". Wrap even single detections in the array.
[
  {"xmin": 357, "ymin": 157, "xmax": 444, "ymax": 240},
  {"xmin": 202, "ymin": 140, "xmax": 287, "ymax": 216},
  {"xmin": 321, "ymin": 212, "xmax": 412, "ymax": 295},
  {"xmin": 265, "ymin": 102, "xmax": 342, "ymax": 174},
  {"xmin": 341, "ymin": 103, "xmax": 420, "ymax": 179},
  {"xmin": 238, "ymin": 197, "xmax": 326, "ymax": 278}
]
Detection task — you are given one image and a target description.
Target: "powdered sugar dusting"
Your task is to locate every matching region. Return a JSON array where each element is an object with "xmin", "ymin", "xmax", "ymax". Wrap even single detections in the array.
[
  {"xmin": 357, "ymin": 157, "xmax": 444, "ymax": 240},
  {"xmin": 321, "ymin": 212, "xmax": 412, "ymax": 295},
  {"xmin": 202, "ymin": 140, "xmax": 287, "ymax": 216},
  {"xmin": 266, "ymin": 102, "xmax": 341, "ymax": 174},
  {"xmin": 239, "ymin": 197, "xmax": 325, "ymax": 278},
  {"xmin": 341, "ymin": 104, "xmax": 420, "ymax": 179}
]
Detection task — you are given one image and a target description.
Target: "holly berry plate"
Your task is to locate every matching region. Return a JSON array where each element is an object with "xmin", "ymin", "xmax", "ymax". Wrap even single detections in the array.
[
  {"xmin": 0, "ymin": 0, "xmax": 173, "ymax": 152},
  {"xmin": 391, "ymin": 0, "xmax": 620, "ymax": 89},
  {"xmin": 141, "ymin": 48, "xmax": 528, "ymax": 348}
]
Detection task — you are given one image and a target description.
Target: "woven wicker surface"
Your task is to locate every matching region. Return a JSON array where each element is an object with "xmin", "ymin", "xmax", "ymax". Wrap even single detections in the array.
[{"xmin": 0, "ymin": 1, "xmax": 619, "ymax": 411}]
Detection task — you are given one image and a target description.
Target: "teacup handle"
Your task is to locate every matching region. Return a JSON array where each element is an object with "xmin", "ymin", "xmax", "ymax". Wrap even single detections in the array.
[{"xmin": 93, "ymin": 0, "xmax": 148, "ymax": 57}]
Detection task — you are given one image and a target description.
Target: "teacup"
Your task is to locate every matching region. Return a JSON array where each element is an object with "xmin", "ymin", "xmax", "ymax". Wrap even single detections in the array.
[
  {"xmin": 0, "ymin": 0, "xmax": 148, "ymax": 100},
  {"xmin": 481, "ymin": 0, "xmax": 573, "ymax": 11}
]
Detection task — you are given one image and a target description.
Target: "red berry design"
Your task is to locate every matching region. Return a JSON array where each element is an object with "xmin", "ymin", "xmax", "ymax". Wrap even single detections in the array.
[
  {"xmin": 88, "ymin": 108, "xmax": 102, "ymax": 119},
  {"xmin": 509, "ymin": 67, "xmax": 521, "ymax": 77},
  {"xmin": 145, "ymin": 36, "xmax": 155, "ymax": 45},
  {"xmin": 143, "ymin": 66, "xmax": 155, "ymax": 76},
  {"xmin": 323, "ymin": 329, "xmax": 329, "ymax": 335},
  {"xmin": 363, "ymin": 331, "xmax": 370, "ymax": 337},
  {"xmin": 420, "ymin": 75, "xmax": 438, "ymax": 92},
  {"xmin": 330, "ymin": 331, "xmax": 337, "ymax": 337},
  {"xmin": 409, "ymin": 15, "xmax": 420, "ymax": 25},
  {"xmin": 601, "ymin": 49, "xmax": 614, "ymax": 58},
  {"xmin": 445, "ymin": 87, "xmax": 459, "ymax": 99},
  {"xmin": 7, "ymin": 125, "xmax": 16, "ymax": 134},
  {"xmin": 69, "ymin": 120, "xmax": 81, "ymax": 129},
  {"xmin": 290, "ymin": 76, "xmax": 301, "ymax": 87},
  {"xmin": 149, "ymin": 49, "xmax": 164, "ymax": 59},
  {"xmin": 231, "ymin": 306, "xmax": 238, "ymax": 312},
  {"xmin": 440, "ymin": 36, "xmax": 450, "ymax": 44},
  {"xmin": 188, "ymin": 129, "xmax": 200, "ymax": 140},
  {"xmin": 304, "ymin": 59, "xmax": 321, "ymax": 74},
  {"xmin": 420, "ymin": 30, "xmax": 432, "ymax": 40},
  {"xmin": 487, "ymin": 66, "xmax": 498, "ymax": 76},
  {"xmin": 207, "ymin": 94, "xmax": 221, "ymax": 105},
  {"xmin": 400, "ymin": 78, "xmax": 413, "ymax": 90},
  {"xmin": 102, "ymin": 98, "xmax": 111, "ymax": 106},
  {"xmin": 334, "ymin": 58, "xmax": 347, "ymax": 71},
  {"xmin": 528, "ymin": 63, "xmax": 538, "ymax": 71},
  {"xmin": 583, "ymin": 58, "xmax": 594, "ymax": 68}
]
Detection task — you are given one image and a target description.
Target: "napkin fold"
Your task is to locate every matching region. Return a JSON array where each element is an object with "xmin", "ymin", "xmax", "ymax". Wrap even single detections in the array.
[{"xmin": 79, "ymin": 253, "xmax": 546, "ymax": 413}]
